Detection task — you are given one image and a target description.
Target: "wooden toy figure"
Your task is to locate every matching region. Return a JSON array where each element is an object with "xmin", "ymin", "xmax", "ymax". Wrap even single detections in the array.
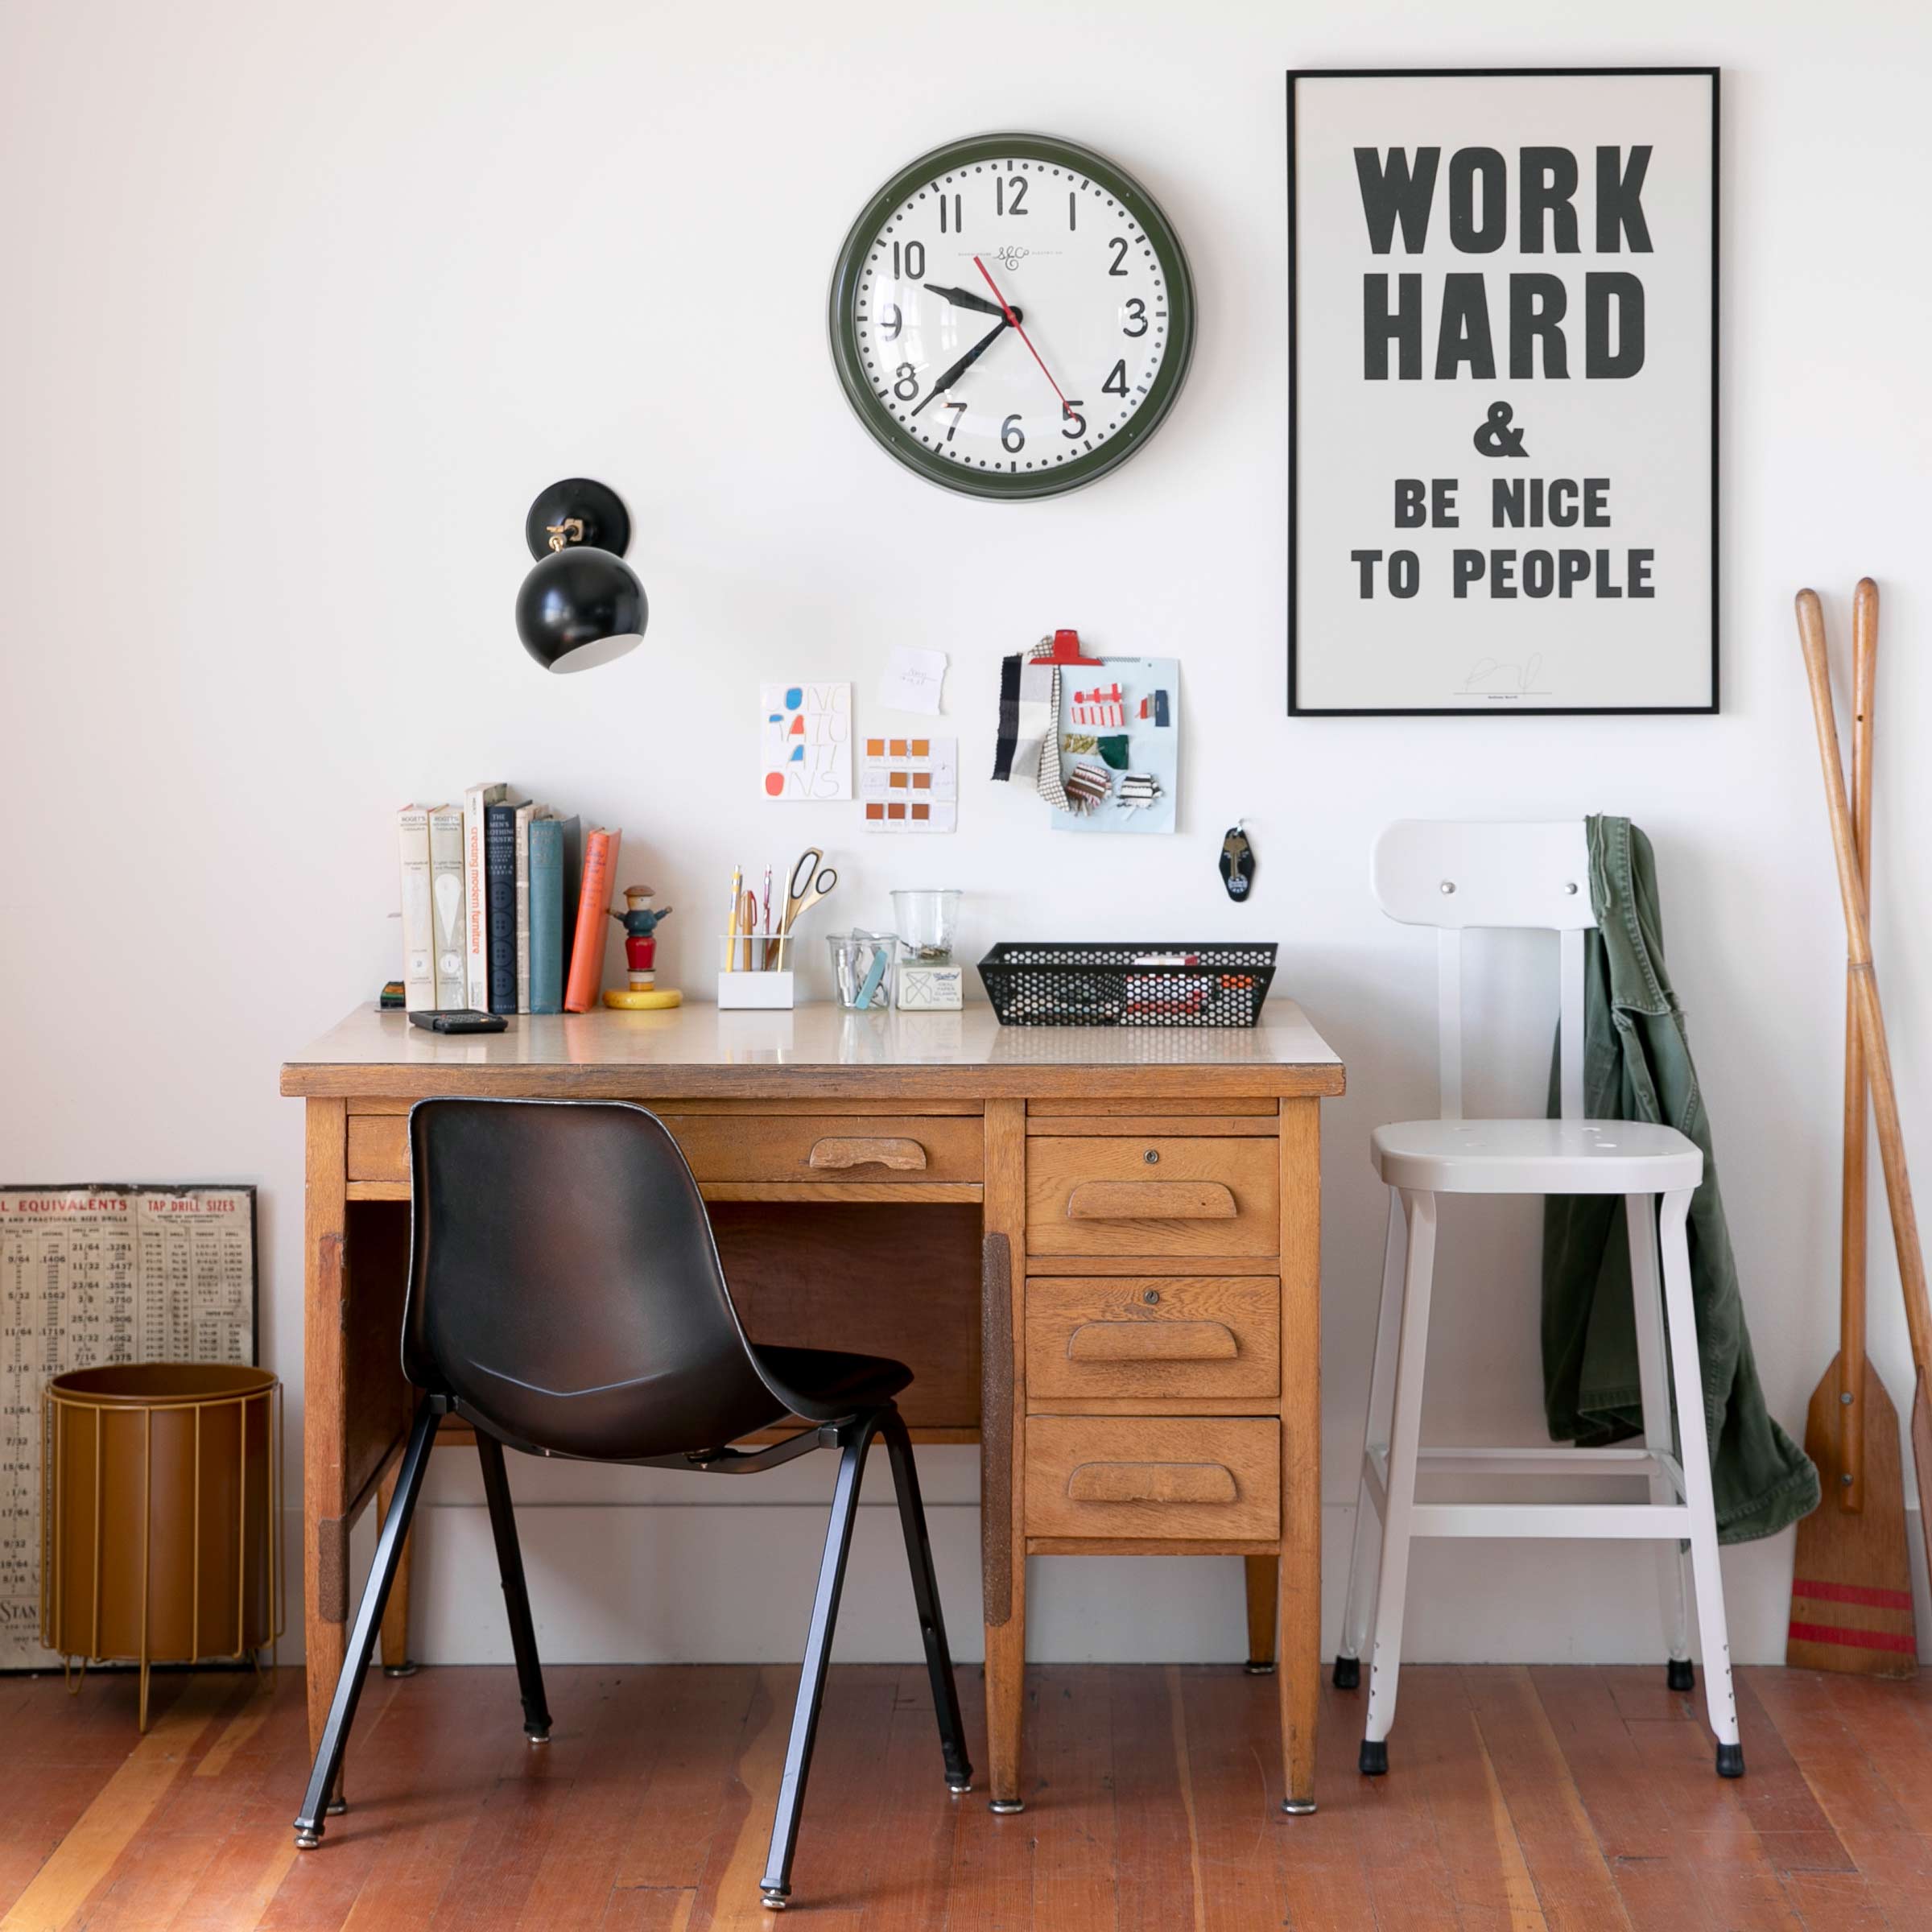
[{"xmin": 603, "ymin": 886, "xmax": 683, "ymax": 1010}]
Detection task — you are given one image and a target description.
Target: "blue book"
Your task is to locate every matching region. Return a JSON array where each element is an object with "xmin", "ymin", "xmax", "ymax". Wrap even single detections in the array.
[
  {"xmin": 528, "ymin": 814, "xmax": 565, "ymax": 1014},
  {"xmin": 485, "ymin": 801, "xmax": 519, "ymax": 1015}
]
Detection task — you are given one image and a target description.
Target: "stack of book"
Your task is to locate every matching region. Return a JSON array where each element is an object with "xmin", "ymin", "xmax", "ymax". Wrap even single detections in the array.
[{"xmin": 396, "ymin": 791, "xmax": 622, "ymax": 1015}]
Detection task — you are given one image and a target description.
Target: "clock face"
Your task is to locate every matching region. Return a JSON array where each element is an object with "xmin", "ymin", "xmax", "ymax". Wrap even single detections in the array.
[{"xmin": 829, "ymin": 134, "xmax": 1195, "ymax": 500}]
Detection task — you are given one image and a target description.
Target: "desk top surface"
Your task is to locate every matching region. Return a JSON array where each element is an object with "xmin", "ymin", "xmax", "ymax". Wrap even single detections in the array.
[{"xmin": 282, "ymin": 1001, "xmax": 1344, "ymax": 1102}]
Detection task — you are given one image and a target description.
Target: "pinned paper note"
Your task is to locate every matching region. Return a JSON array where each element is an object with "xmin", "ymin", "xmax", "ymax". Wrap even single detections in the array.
[
  {"xmin": 861, "ymin": 735, "xmax": 958, "ymax": 833},
  {"xmin": 877, "ymin": 645, "xmax": 947, "ymax": 716},
  {"xmin": 762, "ymin": 682, "xmax": 852, "ymax": 800}
]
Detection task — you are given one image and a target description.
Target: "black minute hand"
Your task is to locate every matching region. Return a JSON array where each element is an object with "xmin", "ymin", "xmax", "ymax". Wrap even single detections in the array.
[
  {"xmin": 923, "ymin": 282, "xmax": 1018, "ymax": 321},
  {"xmin": 910, "ymin": 317, "xmax": 1009, "ymax": 415}
]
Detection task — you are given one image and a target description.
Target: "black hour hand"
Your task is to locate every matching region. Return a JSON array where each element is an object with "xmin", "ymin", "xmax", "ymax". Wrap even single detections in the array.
[
  {"xmin": 924, "ymin": 282, "xmax": 1020, "ymax": 323},
  {"xmin": 910, "ymin": 318, "xmax": 1008, "ymax": 415}
]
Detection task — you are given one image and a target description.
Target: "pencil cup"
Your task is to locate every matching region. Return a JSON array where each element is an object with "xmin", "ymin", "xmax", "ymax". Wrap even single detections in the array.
[
  {"xmin": 828, "ymin": 932, "xmax": 896, "ymax": 1011},
  {"xmin": 717, "ymin": 971, "xmax": 793, "ymax": 1009},
  {"xmin": 717, "ymin": 931, "xmax": 795, "ymax": 1009}
]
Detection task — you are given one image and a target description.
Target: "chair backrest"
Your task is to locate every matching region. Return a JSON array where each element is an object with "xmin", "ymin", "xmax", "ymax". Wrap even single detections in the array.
[
  {"xmin": 402, "ymin": 1098, "xmax": 782, "ymax": 1460},
  {"xmin": 1370, "ymin": 820, "xmax": 1596, "ymax": 1121}
]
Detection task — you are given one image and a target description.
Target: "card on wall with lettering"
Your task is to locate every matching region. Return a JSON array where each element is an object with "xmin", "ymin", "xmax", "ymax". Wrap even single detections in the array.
[{"xmin": 1286, "ymin": 68, "xmax": 1719, "ymax": 714}]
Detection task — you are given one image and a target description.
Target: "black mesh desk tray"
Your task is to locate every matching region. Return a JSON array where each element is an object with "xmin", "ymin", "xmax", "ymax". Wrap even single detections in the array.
[{"xmin": 976, "ymin": 943, "xmax": 1278, "ymax": 1028}]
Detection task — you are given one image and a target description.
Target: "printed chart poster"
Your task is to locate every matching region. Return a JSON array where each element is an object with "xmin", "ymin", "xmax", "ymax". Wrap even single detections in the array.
[{"xmin": 1288, "ymin": 69, "xmax": 1718, "ymax": 714}]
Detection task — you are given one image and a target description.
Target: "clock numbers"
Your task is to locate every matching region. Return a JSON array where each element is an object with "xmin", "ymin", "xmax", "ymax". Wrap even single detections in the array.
[
  {"xmin": 1107, "ymin": 235, "xmax": 1130, "ymax": 276},
  {"xmin": 893, "ymin": 363, "xmax": 919, "ymax": 402},
  {"xmin": 995, "ymin": 175, "xmax": 1029, "ymax": 217},
  {"xmin": 936, "ymin": 192, "xmax": 963, "ymax": 233},
  {"xmin": 943, "ymin": 401, "xmax": 967, "ymax": 443},
  {"xmin": 1001, "ymin": 414, "xmax": 1026, "ymax": 453},
  {"xmin": 1068, "ymin": 191, "xmax": 1078, "ymax": 229},
  {"xmin": 1102, "ymin": 361, "xmax": 1129, "ymax": 398},
  {"xmin": 891, "ymin": 239, "xmax": 926, "ymax": 279},
  {"xmin": 881, "ymin": 303, "xmax": 903, "ymax": 341},
  {"xmin": 1122, "ymin": 299, "xmax": 1148, "ymax": 337},
  {"xmin": 1062, "ymin": 402, "xmax": 1087, "ymax": 439}
]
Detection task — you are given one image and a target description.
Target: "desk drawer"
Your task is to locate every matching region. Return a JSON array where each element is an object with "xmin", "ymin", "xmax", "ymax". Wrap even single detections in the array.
[
  {"xmin": 1026, "ymin": 1276, "xmax": 1280, "ymax": 1402},
  {"xmin": 1026, "ymin": 1137, "xmax": 1278, "ymax": 1257},
  {"xmin": 659, "ymin": 1114, "xmax": 984, "ymax": 1187},
  {"xmin": 1026, "ymin": 1416, "xmax": 1279, "ymax": 1542}
]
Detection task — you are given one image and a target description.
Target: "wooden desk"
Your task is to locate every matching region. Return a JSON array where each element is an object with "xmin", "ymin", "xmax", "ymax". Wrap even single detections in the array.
[{"xmin": 282, "ymin": 1001, "xmax": 1344, "ymax": 1811}]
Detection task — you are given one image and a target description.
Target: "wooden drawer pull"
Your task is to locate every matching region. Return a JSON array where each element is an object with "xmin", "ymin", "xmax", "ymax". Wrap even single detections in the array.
[
  {"xmin": 1065, "ymin": 1180, "xmax": 1236, "ymax": 1221},
  {"xmin": 805, "ymin": 1136, "xmax": 928, "ymax": 1171},
  {"xmin": 1066, "ymin": 1462, "xmax": 1239, "ymax": 1506},
  {"xmin": 1066, "ymin": 1320, "xmax": 1238, "ymax": 1363}
]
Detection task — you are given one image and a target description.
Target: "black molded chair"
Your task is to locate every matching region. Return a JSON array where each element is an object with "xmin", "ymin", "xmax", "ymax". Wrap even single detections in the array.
[{"xmin": 294, "ymin": 1097, "xmax": 971, "ymax": 1909}]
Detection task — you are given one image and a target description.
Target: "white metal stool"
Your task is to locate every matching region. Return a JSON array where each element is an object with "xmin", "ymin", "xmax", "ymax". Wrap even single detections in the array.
[{"xmin": 1333, "ymin": 821, "xmax": 1742, "ymax": 1780}]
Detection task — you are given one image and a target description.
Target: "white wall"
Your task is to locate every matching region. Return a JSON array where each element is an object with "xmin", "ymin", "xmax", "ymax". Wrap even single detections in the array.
[{"xmin": 5, "ymin": 0, "xmax": 1930, "ymax": 1669}]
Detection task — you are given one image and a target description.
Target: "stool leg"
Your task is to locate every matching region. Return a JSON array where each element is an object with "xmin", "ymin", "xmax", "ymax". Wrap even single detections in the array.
[
  {"xmin": 880, "ymin": 1406, "xmax": 972, "ymax": 1793},
  {"xmin": 1361, "ymin": 1189, "xmax": 1435, "ymax": 1774},
  {"xmin": 1658, "ymin": 1187, "xmax": 1742, "ymax": 1776},
  {"xmin": 761, "ymin": 1417, "xmax": 877, "ymax": 1909},
  {"xmin": 476, "ymin": 1432, "xmax": 551, "ymax": 1744},
  {"xmin": 1626, "ymin": 1193, "xmax": 1695, "ymax": 1691},
  {"xmin": 294, "ymin": 1401, "xmax": 440, "ymax": 1847},
  {"xmin": 1335, "ymin": 1186, "xmax": 1407, "ymax": 1691}
]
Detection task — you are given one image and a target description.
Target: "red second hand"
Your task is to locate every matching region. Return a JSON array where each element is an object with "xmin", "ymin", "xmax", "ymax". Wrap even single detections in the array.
[{"xmin": 974, "ymin": 254, "xmax": 1074, "ymax": 419}]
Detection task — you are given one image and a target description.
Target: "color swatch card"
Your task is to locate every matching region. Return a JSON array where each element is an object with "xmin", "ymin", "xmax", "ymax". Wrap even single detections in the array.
[
  {"xmin": 1052, "ymin": 657, "xmax": 1178, "ymax": 836},
  {"xmin": 861, "ymin": 735, "xmax": 957, "ymax": 832},
  {"xmin": 762, "ymin": 682, "xmax": 852, "ymax": 800}
]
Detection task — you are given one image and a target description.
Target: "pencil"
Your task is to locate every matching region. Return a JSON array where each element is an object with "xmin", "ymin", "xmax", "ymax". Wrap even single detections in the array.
[{"xmin": 724, "ymin": 865, "xmax": 742, "ymax": 972}]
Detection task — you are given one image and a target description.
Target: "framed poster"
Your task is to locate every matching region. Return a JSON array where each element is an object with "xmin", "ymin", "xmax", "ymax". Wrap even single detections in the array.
[{"xmin": 1287, "ymin": 68, "xmax": 1719, "ymax": 714}]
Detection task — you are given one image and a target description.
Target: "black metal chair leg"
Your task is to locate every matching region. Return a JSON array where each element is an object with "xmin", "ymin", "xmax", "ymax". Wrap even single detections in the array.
[
  {"xmin": 294, "ymin": 1401, "xmax": 440, "ymax": 1848},
  {"xmin": 880, "ymin": 1406, "xmax": 972, "ymax": 1794},
  {"xmin": 758, "ymin": 1416, "xmax": 879, "ymax": 1911},
  {"xmin": 476, "ymin": 1432, "xmax": 552, "ymax": 1742}
]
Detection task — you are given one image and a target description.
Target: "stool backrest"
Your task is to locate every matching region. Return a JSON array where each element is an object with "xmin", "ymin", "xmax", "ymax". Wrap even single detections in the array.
[
  {"xmin": 1370, "ymin": 819, "xmax": 1595, "ymax": 1121},
  {"xmin": 402, "ymin": 1098, "xmax": 780, "ymax": 1459}
]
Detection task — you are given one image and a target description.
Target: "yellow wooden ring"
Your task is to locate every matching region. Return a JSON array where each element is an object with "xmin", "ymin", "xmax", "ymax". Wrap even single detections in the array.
[{"xmin": 602, "ymin": 988, "xmax": 683, "ymax": 1010}]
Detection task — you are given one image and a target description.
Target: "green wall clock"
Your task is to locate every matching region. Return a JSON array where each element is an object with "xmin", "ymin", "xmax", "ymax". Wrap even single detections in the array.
[{"xmin": 828, "ymin": 133, "xmax": 1196, "ymax": 501}]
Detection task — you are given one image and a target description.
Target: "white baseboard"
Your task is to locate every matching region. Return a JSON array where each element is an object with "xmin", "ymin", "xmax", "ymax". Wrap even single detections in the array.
[{"xmin": 274, "ymin": 1455, "xmax": 1932, "ymax": 1669}]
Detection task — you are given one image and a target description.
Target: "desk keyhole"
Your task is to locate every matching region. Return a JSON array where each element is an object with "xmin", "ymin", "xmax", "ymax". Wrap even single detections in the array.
[
  {"xmin": 1142, "ymin": 1148, "xmax": 1160, "ymax": 1165},
  {"xmin": 1142, "ymin": 1289, "xmax": 1161, "ymax": 1305}
]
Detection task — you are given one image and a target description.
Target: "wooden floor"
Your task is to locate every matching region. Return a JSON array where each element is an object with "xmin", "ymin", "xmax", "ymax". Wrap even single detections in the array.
[{"xmin": 4, "ymin": 1663, "xmax": 1932, "ymax": 1930}]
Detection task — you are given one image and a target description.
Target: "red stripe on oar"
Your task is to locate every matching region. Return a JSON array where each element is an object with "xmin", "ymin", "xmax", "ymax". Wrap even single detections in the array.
[
  {"xmin": 1788, "ymin": 1619, "xmax": 1918, "ymax": 1655},
  {"xmin": 1792, "ymin": 1579, "xmax": 1916, "ymax": 1612}
]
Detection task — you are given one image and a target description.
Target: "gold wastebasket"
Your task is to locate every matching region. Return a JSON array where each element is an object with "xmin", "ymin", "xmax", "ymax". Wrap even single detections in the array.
[{"xmin": 41, "ymin": 1363, "xmax": 283, "ymax": 1728}]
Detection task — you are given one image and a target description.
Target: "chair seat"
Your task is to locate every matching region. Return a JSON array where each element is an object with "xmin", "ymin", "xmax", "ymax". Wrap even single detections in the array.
[
  {"xmin": 1371, "ymin": 1117, "xmax": 1702, "ymax": 1195},
  {"xmin": 753, "ymin": 1344, "xmax": 914, "ymax": 1424}
]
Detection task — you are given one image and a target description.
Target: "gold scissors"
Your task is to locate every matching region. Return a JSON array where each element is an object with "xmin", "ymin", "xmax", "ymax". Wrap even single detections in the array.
[{"xmin": 781, "ymin": 847, "xmax": 838, "ymax": 937}]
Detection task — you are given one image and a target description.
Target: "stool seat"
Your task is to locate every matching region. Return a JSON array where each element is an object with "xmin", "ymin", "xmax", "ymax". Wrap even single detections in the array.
[{"xmin": 1372, "ymin": 1117, "xmax": 1703, "ymax": 1195}]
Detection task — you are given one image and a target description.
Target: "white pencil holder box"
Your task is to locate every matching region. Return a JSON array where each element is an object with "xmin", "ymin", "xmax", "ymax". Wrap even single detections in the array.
[{"xmin": 717, "ymin": 970, "xmax": 795, "ymax": 1009}]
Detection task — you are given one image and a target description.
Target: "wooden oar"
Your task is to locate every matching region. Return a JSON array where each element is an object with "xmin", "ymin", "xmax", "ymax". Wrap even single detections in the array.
[
  {"xmin": 1790, "ymin": 580, "xmax": 1916, "ymax": 1674},
  {"xmin": 1797, "ymin": 581, "xmax": 1932, "ymax": 1669}
]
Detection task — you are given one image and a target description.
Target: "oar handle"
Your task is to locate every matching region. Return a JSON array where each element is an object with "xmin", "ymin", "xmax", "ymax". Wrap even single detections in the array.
[
  {"xmin": 1839, "ymin": 580, "xmax": 1876, "ymax": 1501},
  {"xmin": 1799, "ymin": 587, "xmax": 1932, "ymax": 1381}
]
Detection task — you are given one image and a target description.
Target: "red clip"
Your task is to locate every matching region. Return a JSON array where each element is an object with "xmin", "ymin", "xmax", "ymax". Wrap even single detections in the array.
[{"xmin": 1042, "ymin": 628, "xmax": 1105, "ymax": 667}]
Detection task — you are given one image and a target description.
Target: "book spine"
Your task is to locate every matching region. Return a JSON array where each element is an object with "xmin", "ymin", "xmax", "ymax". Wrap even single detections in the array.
[
  {"xmin": 564, "ymin": 828, "xmax": 621, "ymax": 1013},
  {"xmin": 463, "ymin": 786, "xmax": 490, "ymax": 1010},
  {"xmin": 528, "ymin": 817, "xmax": 564, "ymax": 1014},
  {"xmin": 485, "ymin": 803, "xmax": 518, "ymax": 1015},
  {"xmin": 514, "ymin": 802, "xmax": 537, "ymax": 1013},
  {"xmin": 397, "ymin": 806, "xmax": 436, "ymax": 1011},
  {"xmin": 427, "ymin": 805, "xmax": 466, "ymax": 1008}
]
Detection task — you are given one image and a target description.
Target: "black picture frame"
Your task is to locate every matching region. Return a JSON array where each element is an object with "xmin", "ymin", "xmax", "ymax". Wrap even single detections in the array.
[{"xmin": 1286, "ymin": 67, "xmax": 1721, "ymax": 716}]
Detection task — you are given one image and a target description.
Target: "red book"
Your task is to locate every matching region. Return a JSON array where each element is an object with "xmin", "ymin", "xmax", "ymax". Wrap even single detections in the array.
[{"xmin": 563, "ymin": 827, "xmax": 621, "ymax": 1013}]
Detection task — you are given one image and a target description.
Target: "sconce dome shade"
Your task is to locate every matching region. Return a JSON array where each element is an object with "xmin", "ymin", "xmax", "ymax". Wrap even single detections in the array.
[{"xmin": 515, "ymin": 546, "xmax": 647, "ymax": 673}]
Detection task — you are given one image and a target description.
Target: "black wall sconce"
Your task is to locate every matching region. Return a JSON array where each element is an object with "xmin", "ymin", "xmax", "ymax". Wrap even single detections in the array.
[{"xmin": 514, "ymin": 478, "xmax": 647, "ymax": 673}]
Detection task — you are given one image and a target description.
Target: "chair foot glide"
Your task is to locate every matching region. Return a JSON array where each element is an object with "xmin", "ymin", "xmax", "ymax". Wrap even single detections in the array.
[
  {"xmin": 1282, "ymin": 1798, "xmax": 1318, "ymax": 1815},
  {"xmin": 989, "ymin": 1798, "xmax": 1026, "ymax": 1814},
  {"xmin": 947, "ymin": 1777, "xmax": 972, "ymax": 1794},
  {"xmin": 293, "ymin": 1826, "xmax": 321, "ymax": 1851},
  {"xmin": 1715, "ymin": 1742, "xmax": 1744, "ymax": 1778},
  {"xmin": 1666, "ymin": 1657, "xmax": 1695, "ymax": 1692},
  {"xmin": 525, "ymin": 1726, "xmax": 551, "ymax": 1744},
  {"xmin": 1359, "ymin": 1738, "xmax": 1389, "ymax": 1776},
  {"xmin": 1245, "ymin": 1660, "xmax": 1276, "ymax": 1676},
  {"xmin": 1331, "ymin": 1654, "xmax": 1360, "ymax": 1690},
  {"xmin": 759, "ymin": 1886, "xmax": 790, "ymax": 1910},
  {"xmin": 382, "ymin": 1661, "xmax": 418, "ymax": 1679}
]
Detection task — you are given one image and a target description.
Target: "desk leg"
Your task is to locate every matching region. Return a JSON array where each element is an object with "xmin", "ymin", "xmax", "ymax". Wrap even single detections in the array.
[
  {"xmin": 376, "ymin": 1463, "xmax": 417, "ymax": 1677},
  {"xmin": 1244, "ymin": 1557, "xmax": 1279, "ymax": 1673},
  {"xmin": 303, "ymin": 1099, "xmax": 349, "ymax": 1774},
  {"xmin": 983, "ymin": 1102, "xmax": 1027, "ymax": 1811},
  {"xmin": 1280, "ymin": 1099, "xmax": 1322, "ymax": 1814}
]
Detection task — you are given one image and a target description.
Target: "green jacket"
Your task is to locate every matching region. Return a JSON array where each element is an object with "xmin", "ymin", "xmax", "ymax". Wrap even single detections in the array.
[{"xmin": 1542, "ymin": 816, "xmax": 1818, "ymax": 1543}]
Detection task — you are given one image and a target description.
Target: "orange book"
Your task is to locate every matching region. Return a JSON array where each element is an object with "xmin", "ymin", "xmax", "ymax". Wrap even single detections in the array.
[{"xmin": 563, "ymin": 827, "xmax": 621, "ymax": 1013}]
